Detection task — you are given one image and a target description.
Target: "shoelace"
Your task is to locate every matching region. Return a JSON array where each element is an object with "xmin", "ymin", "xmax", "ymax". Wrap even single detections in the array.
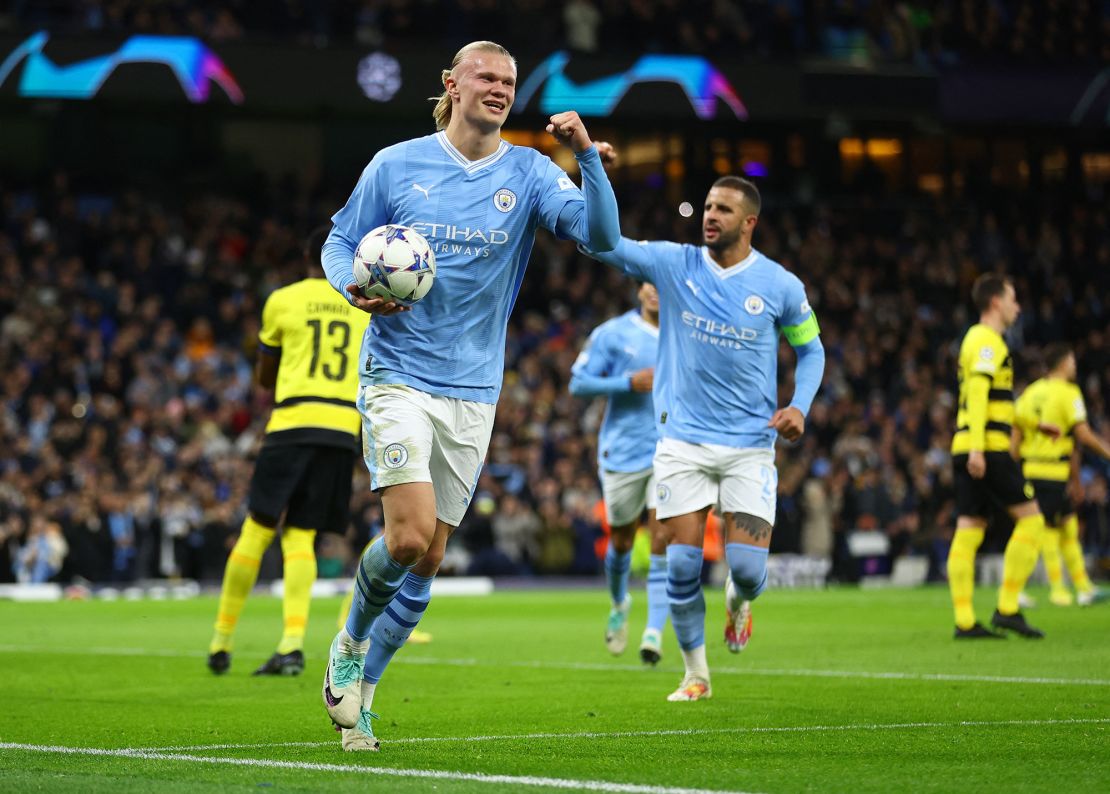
[
  {"xmin": 357, "ymin": 709, "xmax": 381, "ymax": 734},
  {"xmin": 333, "ymin": 654, "xmax": 365, "ymax": 688}
]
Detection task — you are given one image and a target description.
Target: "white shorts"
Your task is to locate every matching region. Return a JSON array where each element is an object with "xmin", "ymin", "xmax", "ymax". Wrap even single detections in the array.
[
  {"xmin": 653, "ymin": 438, "xmax": 777, "ymax": 524},
  {"xmin": 599, "ymin": 467, "xmax": 656, "ymax": 526},
  {"xmin": 357, "ymin": 383, "xmax": 496, "ymax": 527}
]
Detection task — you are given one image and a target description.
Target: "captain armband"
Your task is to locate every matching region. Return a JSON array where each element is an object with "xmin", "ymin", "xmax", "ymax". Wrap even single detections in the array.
[{"xmin": 782, "ymin": 313, "xmax": 821, "ymax": 346}]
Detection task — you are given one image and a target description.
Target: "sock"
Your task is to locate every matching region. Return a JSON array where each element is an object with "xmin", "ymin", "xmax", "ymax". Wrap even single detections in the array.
[
  {"xmin": 363, "ymin": 572, "xmax": 433, "ymax": 684},
  {"xmin": 604, "ymin": 543, "xmax": 632, "ymax": 606},
  {"xmin": 645, "ymin": 554, "xmax": 669, "ymax": 633},
  {"xmin": 361, "ymin": 682, "xmax": 378, "ymax": 715},
  {"xmin": 277, "ymin": 527, "xmax": 317, "ymax": 654},
  {"xmin": 210, "ymin": 517, "xmax": 274, "ymax": 653},
  {"xmin": 946, "ymin": 527, "xmax": 984, "ymax": 630},
  {"xmin": 998, "ymin": 513, "xmax": 1046, "ymax": 615},
  {"xmin": 667, "ymin": 544, "xmax": 705, "ymax": 652},
  {"xmin": 680, "ymin": 643, "xmax": 709, "ymax": 680},
  {"xmin": 338, "ymin": 541, "xmax": 374, "ymax": 629},
  {"xmin": 725, "ymin": 542, "xmax": 769, "ymax": 601},
  {"xmin": 1061, "ymin": 514, "xmax": 1093, "ymax": 592},
  {"xmin": 1040, "ymin": 525, "xmax": 1064, "ymax": 593},
  {"xmin": 345, "ymin": 538, "xmax": 412, "ymax": 642}
]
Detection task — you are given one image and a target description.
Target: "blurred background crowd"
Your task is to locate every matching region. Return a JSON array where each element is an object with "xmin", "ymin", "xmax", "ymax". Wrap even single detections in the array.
[
  {"xmin": 2, "ymin": 161, "xmax": 1108, "ymax": 586},
  {"xmin": 5, "ymin": 0, "xmax": 1109, "ymax": 66}
]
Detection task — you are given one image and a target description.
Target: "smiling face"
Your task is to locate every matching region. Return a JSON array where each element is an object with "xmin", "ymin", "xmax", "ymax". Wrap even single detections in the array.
[
  {"xmin": 447, "ymin": 51, "xmax": 516, "ymax": 134},
  {"xmin": 701, "ymin": 186, "xmax": 756, "ymax": 253}
]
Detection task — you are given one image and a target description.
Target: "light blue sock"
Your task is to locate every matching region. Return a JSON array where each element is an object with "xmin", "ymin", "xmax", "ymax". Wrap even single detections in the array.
[
  {"xmin": 363, "ymin": 571, "xmax": 433, "ymax": 684},
  {"xmin": 726, "ymin": 542, "xmax": 769, "ymax": 601},
  {"xmin": 604, "ymin": 543, "xmax": 632, "ymax": 605},
  {"xmin": 345, "ymin": 539, "xmax": 412, "ymax": 642},
  {"xmin": 645, "ymin": 554, "xmax": 669, "ymax": 633},
  {"xmin": 666, "ymin": 544, "xmax": 705, "ymax": 651}
]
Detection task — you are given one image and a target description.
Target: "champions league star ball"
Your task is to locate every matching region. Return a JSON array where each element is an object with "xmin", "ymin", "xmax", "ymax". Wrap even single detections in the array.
[{"xmin": 352, "ymin": 224, "xmax": 436, "ymax": 305}]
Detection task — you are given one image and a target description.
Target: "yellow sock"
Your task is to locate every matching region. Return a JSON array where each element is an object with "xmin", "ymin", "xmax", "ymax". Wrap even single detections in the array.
[
  {"xmin": 1061, "ymin": 515, "xmax": 1093, "ymax": 593},
  {"xmin": 210, "ymin": 517, "xmax": 274, "ymax": 653},
  {"xmin": 277, "ymin": 527, "xmax": 317, "ymax": 655},
  {"xmin": 947, "ymin": 528, "xmax": 984, "ymax": 630},
  {"xmin": 998, "ymin": 513, "xmax": 1045, "ymax": 615},
  {"xmin": 1040, "ymin": 526, "xmax": 1064, "ymax": 592}
]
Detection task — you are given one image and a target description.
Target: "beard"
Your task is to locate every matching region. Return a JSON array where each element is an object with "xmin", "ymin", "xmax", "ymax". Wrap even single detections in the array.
[{"xmin": 703, "ymin": 227, "xmax": 739, "ymax": 252}]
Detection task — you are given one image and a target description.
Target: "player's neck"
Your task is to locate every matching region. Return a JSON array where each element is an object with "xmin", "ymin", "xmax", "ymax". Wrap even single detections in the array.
[
  {"xmin": 979, "ymin": 312, "xmax": 1005, "ymax": 335},
  {"xmin": 443, "ymin": 122, "xmax": 502, "ymax": 161},
  {"xmin": 707, "ymin": 240, "xmax": 752, "ymax": 269},
  {"xmin": 641, "ymin": 309, "xmax": 659, "ymax": 328}
]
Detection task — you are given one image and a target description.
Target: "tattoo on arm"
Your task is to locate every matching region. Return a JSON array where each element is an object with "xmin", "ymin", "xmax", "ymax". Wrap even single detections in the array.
[{"xmin": 728, "ymin": 512, "xmax": 773, "ymax": 542}]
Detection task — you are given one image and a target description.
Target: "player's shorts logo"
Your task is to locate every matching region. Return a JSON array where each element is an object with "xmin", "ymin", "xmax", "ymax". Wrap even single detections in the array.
[
  {"xmin": 383, "ymin": 443, "xmax": 409, "ymax": 469},
  {"xmin": 656, "ymin": 483, "xmax": 671, "ymax": 503},
  {"xmin": 744, "ymin": 295, "xmax": 765, "ymax": 315},
  {"xmin": 1024, "ymin": 482, "xmax": 1035, "ymax": 500},
  {"xmin": 493, "ymin": 188, "xmax": 517, "ymax": 212}
]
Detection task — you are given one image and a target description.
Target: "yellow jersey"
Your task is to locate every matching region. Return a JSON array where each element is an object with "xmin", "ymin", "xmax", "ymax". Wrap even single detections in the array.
[
  {"xmin": 951, "ymin": 323, "xmax": 1015, "ymax": 455},
  {"xmin": 258, "ymin": 278, "xmax": 364, "ymax": 448},
  {"xmin": 1016, "ymin": 377, "xmax": 1087, "ymax": 482}
]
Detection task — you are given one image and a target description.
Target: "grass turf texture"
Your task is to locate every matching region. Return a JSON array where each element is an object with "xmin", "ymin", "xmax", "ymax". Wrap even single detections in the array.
[{"xmin": 0, "ymin": 586, "xmax": 1107, "ymax": 793}]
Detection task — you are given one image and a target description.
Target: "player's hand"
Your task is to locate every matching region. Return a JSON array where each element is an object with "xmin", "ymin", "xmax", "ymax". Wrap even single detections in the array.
[
  {"xmin": 1037, "ymin": 422, "xmax": 1062, "ymax": 440},
  {"xmin": 346, "ymin": 284, "xmax": 410, "ymax": 315},
  {"xmin": 629, "ymin": 367, "xmax": 654, "ymax": 393},
  {"xmin": 1067, "ymin": 478, "xmax": 1084, "ymax": 504},
  {"xmin": 769, "ymin": 407, "xmax": 805, "ymax": 442},
  {"xmin": 967, "ymin": 450, "xmax": 986, "ymax": 479},
  {"xmin": 595, "ymin": 141, "xmax": 618, "ymax": 170},
  {"xmin": 546, "ymin": 111, "xmax": 592, "ymax": 153}
]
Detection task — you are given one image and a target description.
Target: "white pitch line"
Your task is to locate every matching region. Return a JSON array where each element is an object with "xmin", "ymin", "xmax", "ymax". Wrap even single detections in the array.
[
  {"xmin": 1, "ymin": 644, "xmax": 1108, "ymax": 687},
  {"xmin": 135, "ymin": 717, "xmax": 1110, "ymax": 753},
  {"xmin": 0, "ymin": 742, "xmax": 755, "ymax": 794}
]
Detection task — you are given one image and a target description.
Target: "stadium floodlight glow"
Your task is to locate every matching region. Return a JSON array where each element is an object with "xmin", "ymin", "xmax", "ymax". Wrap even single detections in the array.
[
  {"xmin": 514, "ymin": 51, "xmax": 748, "ymax": 120},
  {"xmin": 356, "ymin": 52, "xmax": 402, "ymax": 102},
  {"xmin": 0, "ymin": 31, "xmax": 244, "ymax": 104}
]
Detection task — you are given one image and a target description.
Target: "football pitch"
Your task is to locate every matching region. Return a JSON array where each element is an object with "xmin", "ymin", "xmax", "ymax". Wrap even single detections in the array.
[{"xmin": 1, "ymin": 586, "xmax": 1107, "ymax": 793}]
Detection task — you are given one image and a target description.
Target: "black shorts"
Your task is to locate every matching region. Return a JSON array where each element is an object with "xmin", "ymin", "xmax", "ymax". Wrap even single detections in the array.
[
  {"xmin": 248, "ymin": 441, "xmax": 355, "ymax": 534},
  {"xmin": 1030, "ymin": 480, "xmax": 1073, "ymax": 527},
  {"xmin": 952, "ymin": 452, "xmax": 1035, "ymax": 518}
]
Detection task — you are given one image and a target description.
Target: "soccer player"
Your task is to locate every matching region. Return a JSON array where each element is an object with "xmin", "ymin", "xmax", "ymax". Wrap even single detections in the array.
[
  {"xmin": 582, "ymin": 173, "xmax": 825, "ymax": 701},
  {"xmin": 207, "ymin": 225, "xmax": 363, "ymax": 676},
  {"xmin": 569, "ymin": 281, "xmax": 671, "ymax": 664},
  {"xmin": 1014, "ymin": 343, "xmax": 1110, "ymax": 606},
  {"xmin": 319, "ymin": 41, "xmax": 619, "ymax": 749},
  {"xmin": 947, "ymin": 274, "xmax": 1048, "ymax": 639}
]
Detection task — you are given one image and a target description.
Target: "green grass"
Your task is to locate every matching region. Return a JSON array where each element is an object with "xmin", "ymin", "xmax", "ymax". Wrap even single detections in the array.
[{"xmin": 1, "ymin": 585, "xmax": 1108, "ymax": 793}]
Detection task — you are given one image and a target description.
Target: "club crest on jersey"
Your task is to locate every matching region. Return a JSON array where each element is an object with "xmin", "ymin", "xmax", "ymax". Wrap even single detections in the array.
[
  {"xmin": 744, "ymin": 295, "xmax": 765, "ymax": 315},
  {"xmin": 383, "ymin": 443, "xmax": 409, "ymax": 469},
  {"xmin": 656, "ymin": 483, "xmax": 671, "ymax": 503},
  {"xmin": 493, "ymin": 188, "xmax": 517, "ymax": 212}
]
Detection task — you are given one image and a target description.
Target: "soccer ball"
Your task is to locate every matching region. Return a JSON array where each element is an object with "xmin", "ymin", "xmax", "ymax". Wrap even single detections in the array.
[{"xmin": 352, "ymin": 224, "xmax": 436, "ymax": 305}]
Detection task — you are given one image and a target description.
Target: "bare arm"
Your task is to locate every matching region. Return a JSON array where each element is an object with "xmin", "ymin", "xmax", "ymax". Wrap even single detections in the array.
[{"xmin": 1075, "ymin": 422, "xmax": 1110, "ymax": 460}]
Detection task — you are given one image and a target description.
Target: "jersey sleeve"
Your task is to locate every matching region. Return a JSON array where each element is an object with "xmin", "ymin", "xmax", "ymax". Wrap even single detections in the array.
[
  {"xmin": 323, "ymin": 155, "xmax": 391, "ymax": 299},
  {"xmin": 258, "ymin": 291, "xmax": 283, "ymax": 352},
  {"xmin": 1068, "ymin": 385, "xmax": 1088, "ymax": 428},
  {"xmin": 581, "ymin": 237, "xmax": 679, "ymax": 283},
  {"xmin": 969, "ymin": 336, "xmax": 1001, "ymax": 378},
  {"xmin": 1014, "ymin": 389, "xmax": 1037, "ymax": 431},
  {"xmin": 569, "ymin": 323, "xmax": 632, "ymax": 397},
  {"xmin": 776, "ymin": 271, "xmax": 820, "ymax": 347},
  {"xmin": 535, "ymin": 158, "xmax": 585, "ymax": 235}
]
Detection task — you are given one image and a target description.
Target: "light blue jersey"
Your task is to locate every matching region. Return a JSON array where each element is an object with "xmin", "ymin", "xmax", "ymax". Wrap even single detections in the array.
[
  {"xmin": 570, "ymin": 310, "xmax": 659, "ymax": 472},
  {"xmin": 323, "ymin": 132, "xmax": 619, "ymax": 404},
  {"xmin": 588, "ymin": 240, "xmax": 824, "ymax": 449}
]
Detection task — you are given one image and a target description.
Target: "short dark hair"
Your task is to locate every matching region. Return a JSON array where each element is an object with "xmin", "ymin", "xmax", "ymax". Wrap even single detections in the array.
[
  {"xmin": 1043, "ymin": 343, "xmax": 1073, "ymax": 372},
  {"xmin": 971, "ymin": 273, "xmax": 1011, "ymax": 312},
  {"xmin": 305, "ymin": 224, "xmax": 332, "ymax": 268},
  {"xmin": 712, "ymin": 175, "xmax": 761, "ymax": 215}
]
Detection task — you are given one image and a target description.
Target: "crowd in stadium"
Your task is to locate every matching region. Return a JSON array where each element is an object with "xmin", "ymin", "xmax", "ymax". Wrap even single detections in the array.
[
  {"xmin": 2, "ymin": 162, "xmax": 1108, "ymax": 586},
  {"xmin": 7, "ymin": 0, "xmax": 1109, "ymax": 65}
]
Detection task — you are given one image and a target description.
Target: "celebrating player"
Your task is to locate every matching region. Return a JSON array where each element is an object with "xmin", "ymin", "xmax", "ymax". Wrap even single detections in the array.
[
  {"xmin": 319, "ymin": 40, "xmax": 620, "ymax": 749},
  {"xmin": 582, "ymin": 172, "xmax": 825, "ymax": 701},
  {"xmin": 570, "ymin": 281, "xmax": 672, "ymax": 664},
  {"xmin": 1013, "ymin": 343, "xmax": 1110, "ymax": 607},
  {"xmin": 947, "ymin": 274, "xmax": 1048, "ymax": 639},
  {"xmin": 207, "ymin": 225, "xmax": 362, "ymax": 676}
]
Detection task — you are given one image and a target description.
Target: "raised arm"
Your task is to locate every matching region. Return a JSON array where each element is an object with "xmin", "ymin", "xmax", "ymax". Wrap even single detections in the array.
[
  {"xmin": 546, "ymin": 112, "xmax": 620, "ymax": 253},
  {"xmin": 569, "ymin": 328, "xmax": 631, "ymax": 397}
]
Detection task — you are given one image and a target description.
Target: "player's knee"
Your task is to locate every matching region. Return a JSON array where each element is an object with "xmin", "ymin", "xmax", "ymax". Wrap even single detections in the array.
[
  {"xmin": 609, "ymin": 523, "xmax": 637, "ymax": 552},
  {"xmin": 385, "ymin": 528, "xmax": 433, "ymax": 566},
  {"xmin": 726, "ymin": 543, "xmax": 768, "ymax": 600},
  {"xmin": 281, "ymin": 528, "xmax": 316, "ymax": 557}
]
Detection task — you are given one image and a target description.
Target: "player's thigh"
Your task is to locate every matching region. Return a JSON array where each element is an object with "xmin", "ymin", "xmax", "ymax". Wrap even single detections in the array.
[
  {"xmin": 247, "ymin": 442, "xmax": 314, "ymax": 526},
  {"xmin": 719, "ymin": 447, "xmax": 777, "ymax": 546},
  {"xmin": 600, "ymin": 467, "xmax": 653, "ymax": 528},
  {"xmin": 647, "ymin": 509, "xmax": 672, "ymax": 553},
  {"xmin": 1030, "ymin": 480, "xmax": 1067, "ymax": 527},
  {"xmin": 426, "ymin": 396, "xmax": 497, "ymax": 528},
  {"xmin": 359, "ymin": 384, "xmax": 435, "ymax": 490},
  {"xmin": 285, "ymin": 446, "xmax": 356, "ymax": 534},
  {"xmin": 983, "ymin": 452, "xmax": 1039, "ymax": 520},
  {"xmin": 653, "ymin": 438, "xmax": 719, "ymax": 541}
]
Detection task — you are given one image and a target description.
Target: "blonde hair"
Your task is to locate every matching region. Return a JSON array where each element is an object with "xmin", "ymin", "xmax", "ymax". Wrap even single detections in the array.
[{"xmin": 430, "ymin": 41, "xmax": 516, "ymax": 131}]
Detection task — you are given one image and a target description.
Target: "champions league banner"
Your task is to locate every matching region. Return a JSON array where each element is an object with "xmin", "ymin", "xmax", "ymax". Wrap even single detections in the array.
[{"xmin": 0, "ymin": 31, "xmax": 1105, "ymax": 127}]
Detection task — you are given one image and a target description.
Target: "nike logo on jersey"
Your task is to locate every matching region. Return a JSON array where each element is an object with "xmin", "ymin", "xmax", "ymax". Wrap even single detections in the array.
[{"xmin": 412, "ymin": 183, "xmax": 434, "ymax": 199}]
